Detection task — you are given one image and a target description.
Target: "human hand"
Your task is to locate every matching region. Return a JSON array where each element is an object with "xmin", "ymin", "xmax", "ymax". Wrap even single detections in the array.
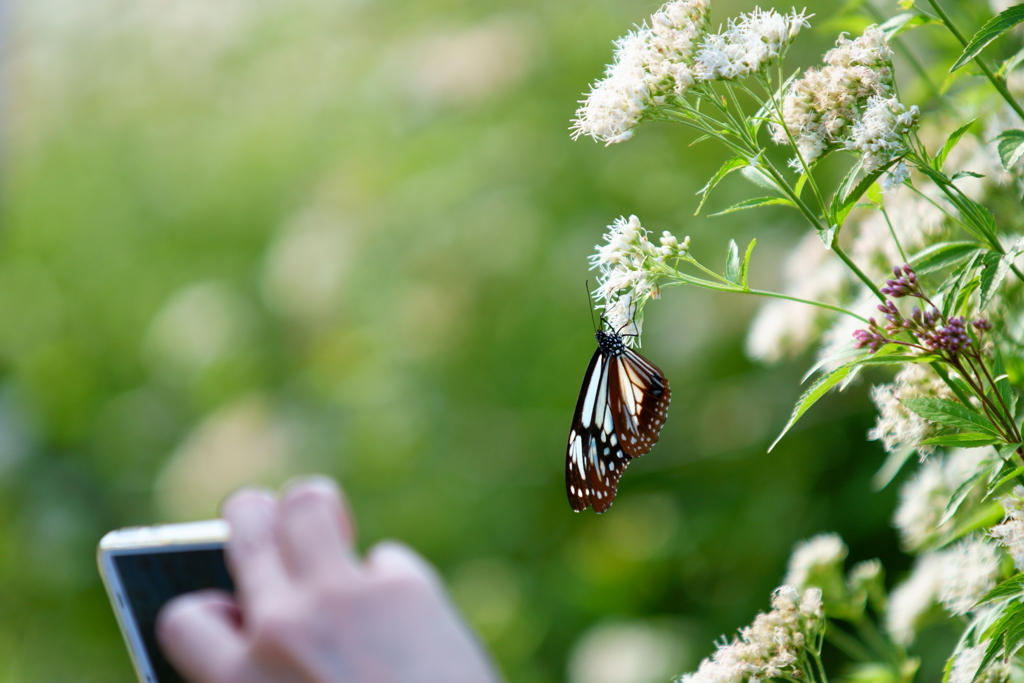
[{"xmin": 156, "ymin": 477, "xmax": 502, "ymax": 683}]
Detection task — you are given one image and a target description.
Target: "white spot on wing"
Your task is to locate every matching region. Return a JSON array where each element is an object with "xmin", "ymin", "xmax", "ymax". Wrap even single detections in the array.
[{"xmin": 580, "ymin": 358, "xmax": 603, "ymax": 428}]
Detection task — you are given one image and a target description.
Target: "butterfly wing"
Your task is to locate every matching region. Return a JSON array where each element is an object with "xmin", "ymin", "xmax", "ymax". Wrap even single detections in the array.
[
  {"xmin": 607, "ymin": 348, "xmax": 671, "ymax": 458},
  {"xmin": 565, "ymin": 349, "xmax": 632, "ymax": 513}
]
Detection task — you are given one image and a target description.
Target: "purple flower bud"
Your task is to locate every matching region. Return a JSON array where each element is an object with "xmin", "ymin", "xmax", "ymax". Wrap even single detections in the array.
[
  {"xmin": 880, "ymin": 263, "xmax": 920, "ymax": 298},
  {"xmin": 973, "ymin": 318, "xmax": 992, "ymax": 332},
  {"xmin": 853, "ymin": 327, "xmax": 888, "ymax": 352}
]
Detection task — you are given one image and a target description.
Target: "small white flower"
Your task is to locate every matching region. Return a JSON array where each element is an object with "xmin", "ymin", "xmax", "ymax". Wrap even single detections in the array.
[
  {"xmin": 591, "ymin": 216, "xmax": 687, "ymax": 343},
  {"xmin": 678, "ymin": 585, "xmax": 823, "ymax": 683},
  {"xmin": 935, "ymin": 537, "xmax": 1002, "ymax": 616},
  {"xmin": 773, "ymin": 25, "xmax": 910, "ymax": 170},
  {"xmin": 990, "ymin": 485, "xmax": 1024, "ymax": 571},
  {"xmin": 784, "ymin": 533, "xmax": 848, "ymax": 590},
  {"xmin": 571, "ymin": 30, "xmax": 655, "ymax": 145},
  {"xmin": 949, "ymin": 643, "xmax": 1010, "ymax": 683},
  {"xmin": 694, "ymin": 8, "xmax": 810, "ymax": 81},
  {"xmin": 845, "ymin": 96, "xmax": 919, "ymax": 172},
  {"xmin": 893, "ymin": 447, "xmax": 990, "ymax": 551},
  {"xmin": 886, "ymin": 553, "xmax": 944, "ymax": 645},
  {"xmin": 868, "ymin": 363, "xmax": 951, "ymax": 459},
  {"xmin": 571, "ymin": 0, "xmax": 710, "ymax": 144},
  {"xmin": 826, "ymin": 26, "xmax": 893, "ymax": 69},
  {"xmin": 881, "ymin": 160, "xmax": 909, "ymax": 192}
]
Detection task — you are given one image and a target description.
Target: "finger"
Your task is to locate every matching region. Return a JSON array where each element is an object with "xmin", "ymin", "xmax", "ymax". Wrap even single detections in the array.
[
  {"xmin": 222, "ymin": 488, "xmax": 292, "ymax": 608},
  {"xmin": 156, "ymin": 590, "xmax": 246, "ymax": 683},
  {"xmin": 364, "ymin": 540, "xmax": 440, "ymax": 587},
  {"xmin": 278, "ymin": 476, "xmax": 359, "ymax": 583}
]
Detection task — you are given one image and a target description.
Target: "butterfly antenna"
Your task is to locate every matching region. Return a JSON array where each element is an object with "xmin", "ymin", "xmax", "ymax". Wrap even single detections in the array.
[{"xmin": 585, "ymin": 280, "xmax": 599, "ymax": 332}]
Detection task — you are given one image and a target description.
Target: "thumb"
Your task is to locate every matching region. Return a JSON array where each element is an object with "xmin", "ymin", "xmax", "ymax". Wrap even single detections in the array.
[{"xmin": 156, "ymin": 590, "xmax": 246, "ymax": 683}]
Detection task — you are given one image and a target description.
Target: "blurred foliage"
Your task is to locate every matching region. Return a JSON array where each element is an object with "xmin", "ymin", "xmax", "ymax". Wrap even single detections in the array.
[{"xmin": 0, "ymin": 0, "xmax": 990, "ymax": 680}]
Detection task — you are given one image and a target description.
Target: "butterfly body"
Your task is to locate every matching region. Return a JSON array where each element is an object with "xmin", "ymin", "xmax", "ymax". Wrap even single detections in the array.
[{"xmin": 566, "ymin": 329, "xmax": 671, "ymax": 513}]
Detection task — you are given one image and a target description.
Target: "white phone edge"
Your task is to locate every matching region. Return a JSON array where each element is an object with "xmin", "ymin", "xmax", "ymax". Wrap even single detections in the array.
[{"xmin": 96, "ymin": 520, "xmax": 230, "ymax": 683}]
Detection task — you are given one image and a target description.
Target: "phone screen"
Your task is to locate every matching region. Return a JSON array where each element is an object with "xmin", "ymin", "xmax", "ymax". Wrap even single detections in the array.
[{"xmin": 113, "ymin": 547, "xmax": 234, "ymax": 683}]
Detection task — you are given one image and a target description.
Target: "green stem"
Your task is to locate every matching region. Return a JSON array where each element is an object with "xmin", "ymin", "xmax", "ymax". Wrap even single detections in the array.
[
  {"xmin": 833, "ymin": 243, "xmax": 885, "ymax": 301},
  {"xmin": 853, "ymin": 616, "xmax": 900, "ymax": 669},
  {"xmin": 966, "ymin": 351, "xmax": 1020, "ymax": 441},
  {"xmin": 746, "ymin": 289, "xmax": 869, "ymax": 322},
  {"xmin": 926, "ymin": 0, "xmax": 1024, "ymax": 121},
  {"xmin": 810, "ymin": 648, "xmax": 830, "ymax": 683},
  {"xmin": 931, "ymin": 361, "xmax": 976, "ymax": 408},
  {"xmin": 824, "ymin": 623, "xmax": 875, "ymax": 662},
  {"xmin": 954, "ymin": 356, "xmax": 1014, "ymax": 441},
  {"xmin": 760, "ymin": 67, "xmax": 829, "ymax": 216},
  {"xmin": 880, "ymin": 203, "xmax": 909, "ymax": 263},
  {"xmin": 657, "ymin": 277, "xmax": 868, "ymax": 322}
]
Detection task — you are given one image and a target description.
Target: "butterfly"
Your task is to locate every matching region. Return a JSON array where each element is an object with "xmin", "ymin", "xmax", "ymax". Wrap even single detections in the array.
[{"xmin": 565, "ymin": 324, "xmax": 671, "ymax": 513}]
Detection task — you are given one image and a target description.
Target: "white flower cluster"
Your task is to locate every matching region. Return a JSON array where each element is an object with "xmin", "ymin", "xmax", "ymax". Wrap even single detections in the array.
[
  {"xmin": 846, "ymin": 96, "xmax": 920, "ymax": 172},
  {"xmin": 571, "ymin": 0, "xmax": 710, "ymax": 145},
  {"xmin": 949, "ymin": 644, "xmax": 1010, "ymax": 683},
  {"xmin": 774, "ymin": 25, "xmax": 917, "ymax": 174},
  {"xmin": 990, "ymin": 485, "xmax": 1024, "ymax": 571},
  {"xmin": 693, "ymin": 8, "xmax": 810, "ymax": 81},
  {"xmin": 893, "ymin": 447, "xmax": 990, "ymax": 551},
  {"xmin": 572, "ymin": 2, "xmax": 810, "ymax": 144},
  {"xmin": 591, "ymin": 215, "xmax": 689, "ymax": 339},
  {"xmin": 887, "ymin": 536, "xmax": 1002, "ymax": 645},
  {"xmin": 784, "ymin": 532, "xmax": 847, "ymax": 590},
  {"xmin": 868, "ymin": 363, "xmax": 952, "ymax": 459},
  {"xmin": 679, "ymin": 586, "xmax": 824, "ymax": 683}
]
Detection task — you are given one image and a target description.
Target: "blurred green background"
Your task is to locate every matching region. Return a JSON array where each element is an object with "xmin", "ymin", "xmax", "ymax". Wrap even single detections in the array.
[{"xmin": 0, "ymin": 0, "xmax": 955, "ymax": 680}]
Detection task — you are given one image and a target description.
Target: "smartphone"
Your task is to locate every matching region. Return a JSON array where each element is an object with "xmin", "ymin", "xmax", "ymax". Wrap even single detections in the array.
[{"xmin": 97, "ymin": 520, "xmax": 234, "ymax": 683}]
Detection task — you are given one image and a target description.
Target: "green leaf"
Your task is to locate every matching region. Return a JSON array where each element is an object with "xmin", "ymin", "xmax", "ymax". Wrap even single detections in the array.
[
  {"xmin": 939, "ymin": 468, "xmax": 988, "ymax": 526},
  {"xmin": 770, "ymin": 363, "xmax": 853, "ymax": 452},
  {"xmin": 917, "ymin": 432, "xmax": 1002, "ymax": 447},
  {"xmin": 873, "ymin": 445, "xmax": 916, "ymax": 490},
  {"xmin": 951, "ymin": 4, "xmax": 1024, "ymax": 72},
  {"xmin": 951, "ymin": 170, "xmax": 985, "ymax": 181},
  {"xmin": 945, "ymin": 501, "xmax": 1005, "ymax": 547},
  {"xmin": 725, "ymin": 239, "xmax": 741, "ymax": 284},
  {"xmin": 801, "ymin": 340, "xmax": 863, "ymax": 383},
  {"xmin": 910, "ymin": 241, "xmax": 983, "ymax": 275},
  {"xmin": 696, "ymin": 156, "xmax": 748, "ymax": 215},
  {"xmin": 740, "ymin": 238, "xmax": 756, "ymax": 289},
  {"xmin": 866, "ymin": 181, "xmax": 883, "ymax": 205},
  {"xmin": 709, "ymin": 196, "xmax": 796, "ymax": 216},
  {"xmin": 829, "ymin": 163, "xmax": 887, "ymax": 229},
  {"xmin": 979, "ymin": 605, "xmax": 1024, "ymax": 674},
  {"xmin": 998, "ymin": 46, "xmax": 1024, "ymax": 77},
  {"xmin": 915, "ymin": 165, "xmax": 999, "ymax": 247},
  {"xmin": 854, "ymin": 353, "xmax": 942, "ymax": 366},
  {"xmin": 977, "ymin": 573, "xmax": 1024, "ymax": 607},
  {"xmin": 980, "ymin": 238, "xmax": 1024, "ymax": 310},
  {"xmin": 992, "ymin": 347, "xmax": 1018, "ymax": 421},
  {"xmin": 987, "ymin": 465, "xmax": 1024, "ymax": 498},
  {"xmin": 933, "ymin": 118, "xmax": 978, "ymax": 171},
  {"xmin": 980, "ymin": 250, "xmax": 1005, "ymax": 310},
  {"xmin": 740, "ymin": 165, "xmax": 779, "ymax": 193},
  {"xmin": 999, "ymin": 442, "xmax": 1023, "ymax": 459},
  {"xmin": 994, "ymin": 129, "xmax": 1024, "ymax": 170},
  {"xmin": 819, "ymin": 223, "xmax": 838, "ymax": 249},
  {"xmin": 938, "ymin": 251, "xmax": 983, "ymax": 318},
  {"xmin": 901, "ymin": 397, "xmax": 1000, "ymax": 435},
  {"xmin": 794, "ymin": 172, "xmax": 809, "ymax": 199},
  {"xmin": 881, "ymin": 12, "xmax": 940, "ymax": 38}
]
